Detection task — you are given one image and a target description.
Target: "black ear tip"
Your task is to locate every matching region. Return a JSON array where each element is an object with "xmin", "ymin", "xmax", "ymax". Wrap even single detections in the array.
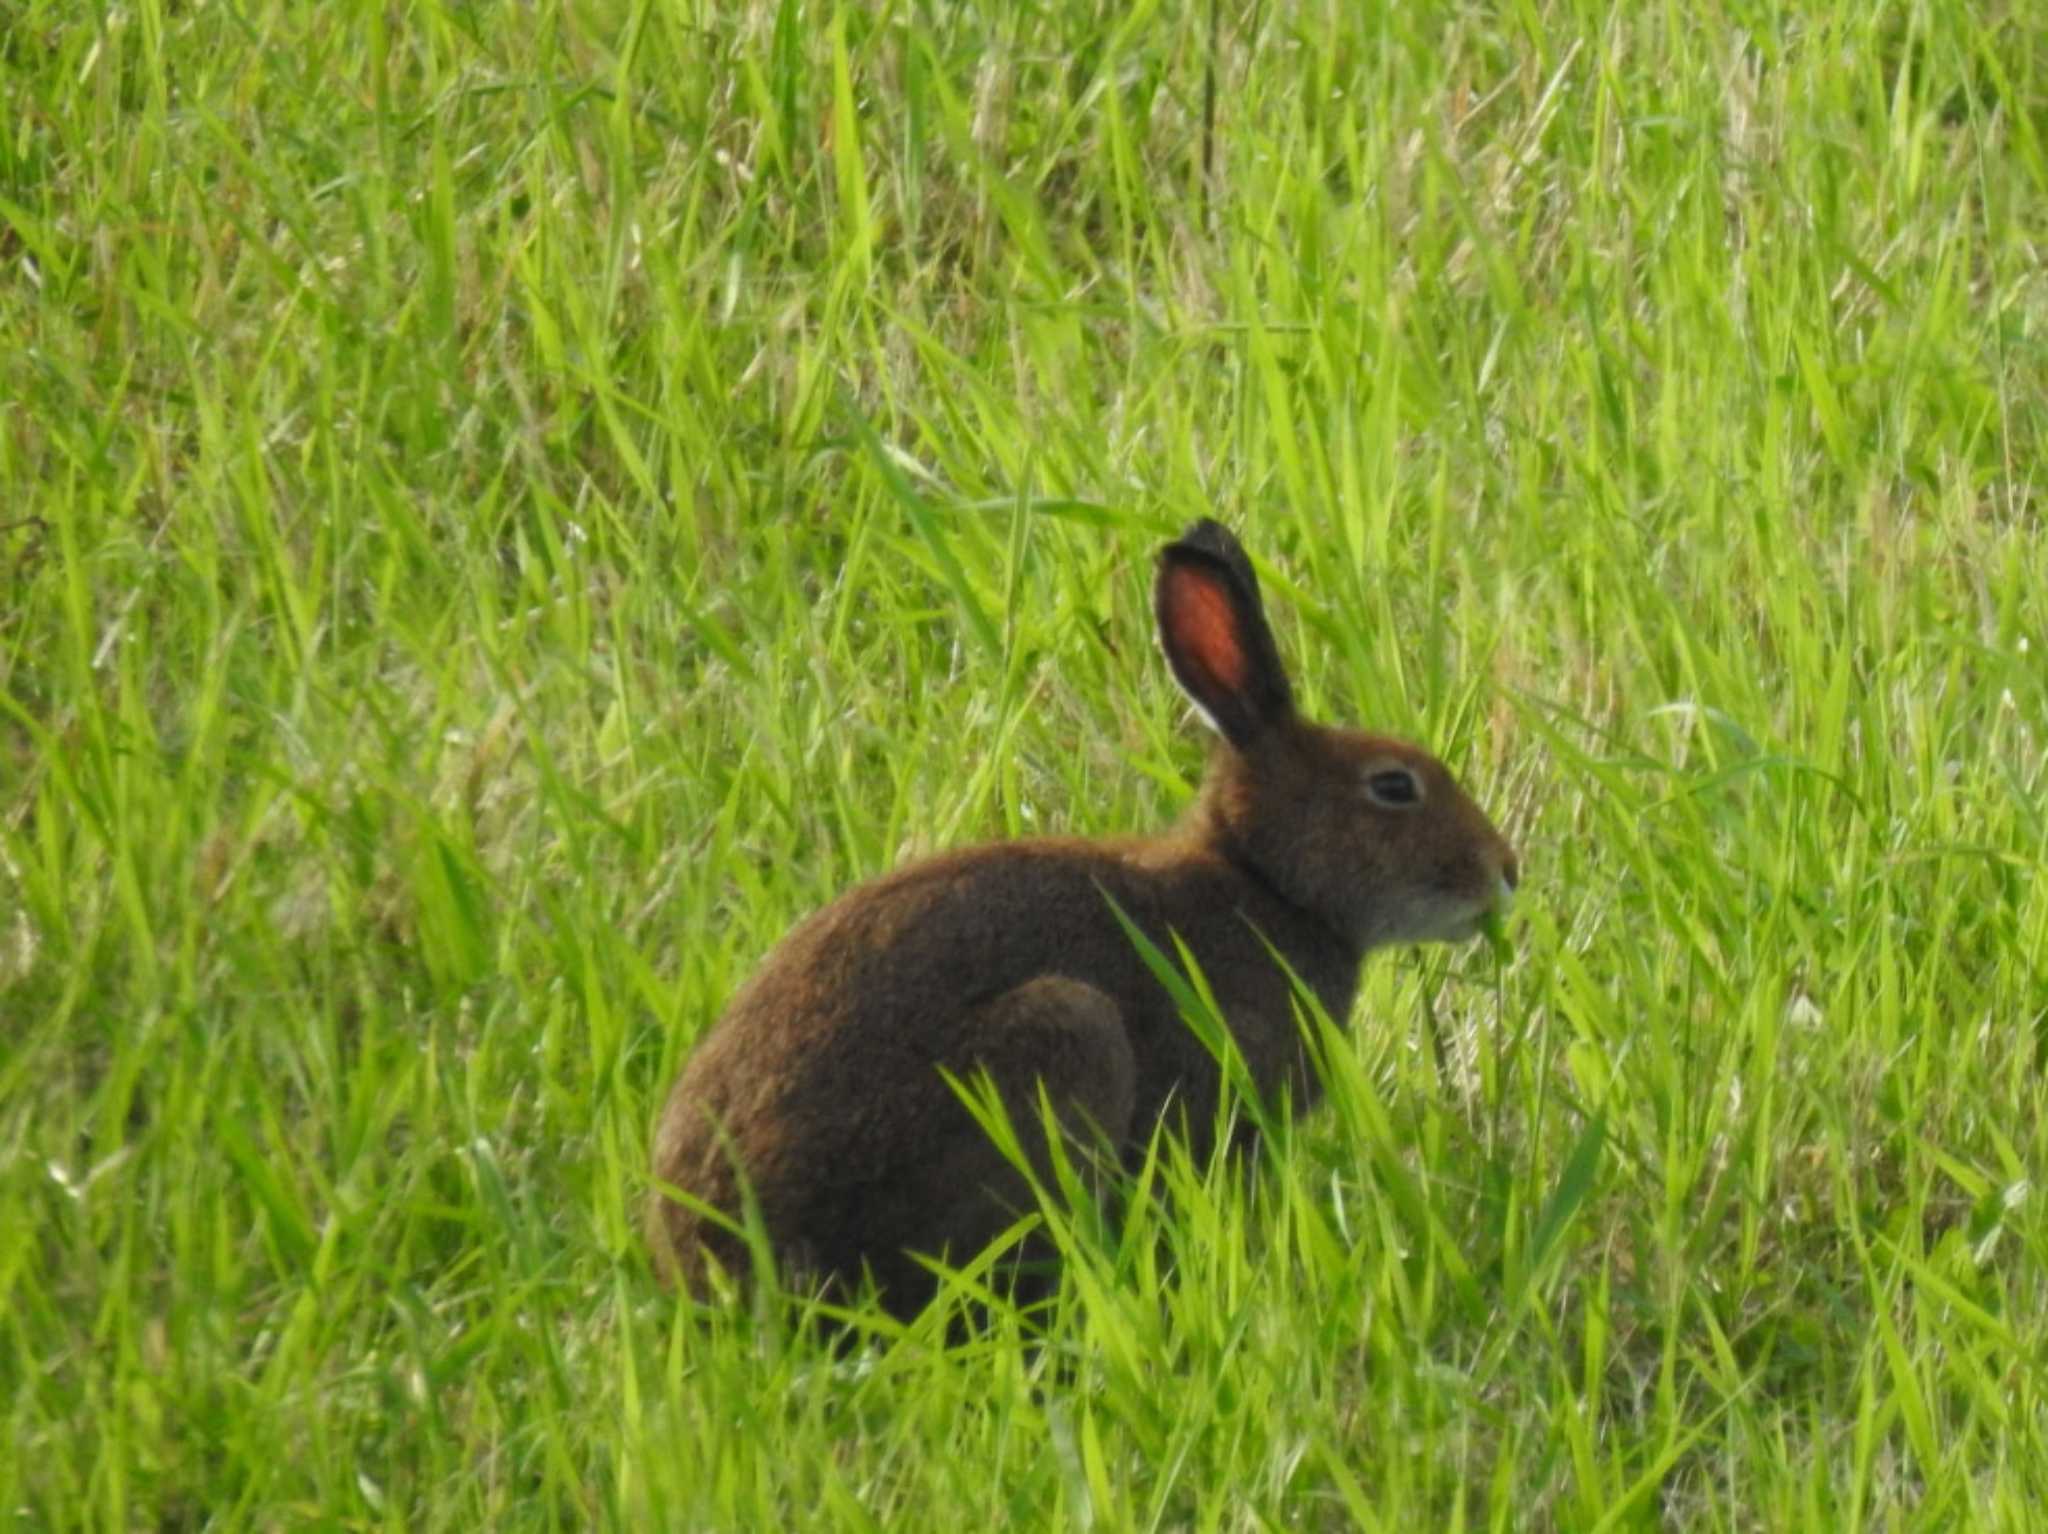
[
  {"xmin": 1161, "ymin": 519, "xmax": 1262, "ymax": 605},
  {"xmin": 1168, "ymin": 518, "xmax": 1241, "ymax": 560}
]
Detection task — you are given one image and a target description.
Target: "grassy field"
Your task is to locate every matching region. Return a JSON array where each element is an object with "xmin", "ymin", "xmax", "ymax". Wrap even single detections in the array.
[{"xmin": 5, "ymin": 0, "xmax": 2046, "ymax": 1526}]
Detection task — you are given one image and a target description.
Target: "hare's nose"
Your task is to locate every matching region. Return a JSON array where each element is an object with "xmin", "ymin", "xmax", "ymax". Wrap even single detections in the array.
[{"xmin": 1500, "ymin": 847, "xmax": 1521, "ymax": 894}]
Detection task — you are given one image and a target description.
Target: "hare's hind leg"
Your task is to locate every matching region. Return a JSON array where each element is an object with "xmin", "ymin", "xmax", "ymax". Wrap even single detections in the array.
[
  {"xmin": 862, "ymin": 976, "xmax": 1136, "ymax": 1315},
  {"xmin": 950, "ymin": 974, "xmax": 1138, "ymax": 1175}
]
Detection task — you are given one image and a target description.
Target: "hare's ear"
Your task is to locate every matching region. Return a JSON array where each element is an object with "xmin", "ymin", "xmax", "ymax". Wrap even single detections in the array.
[{"xmin": 1154, "ymin": 520, "xmax": 1295, "ymax": 748}]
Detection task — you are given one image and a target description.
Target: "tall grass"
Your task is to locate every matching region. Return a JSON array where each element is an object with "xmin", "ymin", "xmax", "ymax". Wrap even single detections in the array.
[{"xmin": 4, "ymin": 0, "xmax": 2045, "ymax": 1526}]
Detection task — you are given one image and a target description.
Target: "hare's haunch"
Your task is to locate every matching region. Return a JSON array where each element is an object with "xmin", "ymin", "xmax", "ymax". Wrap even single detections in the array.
[{"xmin": 649, "ymin": 521, "xmax": 1518, "ymax": 1315}]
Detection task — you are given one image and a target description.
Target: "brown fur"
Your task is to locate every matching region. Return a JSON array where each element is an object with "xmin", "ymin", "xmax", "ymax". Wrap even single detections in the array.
[{"xmin": 648, "ymin": 521, "xmax": 1518, "ymax": 1316}]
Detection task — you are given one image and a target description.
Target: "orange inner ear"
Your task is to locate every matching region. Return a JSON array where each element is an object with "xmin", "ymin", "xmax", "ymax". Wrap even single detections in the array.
[{"xmin": 1168, "ymin": 566, "xmax": 1247, "ymax": 691}]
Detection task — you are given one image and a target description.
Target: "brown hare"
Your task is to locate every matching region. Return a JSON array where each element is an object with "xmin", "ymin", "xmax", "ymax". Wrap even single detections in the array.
[{"xmin": 648, "ymin": 520, "xmax": 1518, "ymax": 1317}]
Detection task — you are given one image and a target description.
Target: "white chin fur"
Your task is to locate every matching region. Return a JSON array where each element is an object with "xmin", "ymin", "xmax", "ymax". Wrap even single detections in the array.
[{"xmin": 1368, "ymin": 902, "xmax": 1486, "ymax": 949}]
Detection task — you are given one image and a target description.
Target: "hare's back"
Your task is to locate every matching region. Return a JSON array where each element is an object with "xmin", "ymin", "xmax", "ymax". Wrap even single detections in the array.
[{"xmin": 715, "ymin": 836, "xmax": 1180, "ymax": 1062}]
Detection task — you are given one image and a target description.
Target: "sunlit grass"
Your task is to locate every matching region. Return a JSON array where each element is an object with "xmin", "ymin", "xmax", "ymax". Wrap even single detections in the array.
[{"xmin": 4, "ymin": 0, "xmax": 2046, "ymax": 1526}]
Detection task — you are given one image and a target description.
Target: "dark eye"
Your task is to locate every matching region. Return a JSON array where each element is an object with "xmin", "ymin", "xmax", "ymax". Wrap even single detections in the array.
[{"xmin": 1365, "ymin": 768, "xmax": 1422, "ymax": 808}]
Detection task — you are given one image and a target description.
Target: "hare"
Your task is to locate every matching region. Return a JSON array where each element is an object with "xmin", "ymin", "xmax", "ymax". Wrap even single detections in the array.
[{"xmin": 648, "ymin": 520, "xmax": 1518, "ymax": 1317}]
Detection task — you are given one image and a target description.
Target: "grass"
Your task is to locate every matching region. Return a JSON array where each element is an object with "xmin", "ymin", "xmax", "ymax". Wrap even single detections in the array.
[{"xmin": 3, "ymin": 0, "xmax": 2046, "ymax": 1525}]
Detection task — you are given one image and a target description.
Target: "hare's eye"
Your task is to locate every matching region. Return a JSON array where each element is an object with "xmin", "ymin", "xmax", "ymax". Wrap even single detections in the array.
[{"xmin": 1365, "ymin": 768, "xmax": 1423, "ymax": 808}]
